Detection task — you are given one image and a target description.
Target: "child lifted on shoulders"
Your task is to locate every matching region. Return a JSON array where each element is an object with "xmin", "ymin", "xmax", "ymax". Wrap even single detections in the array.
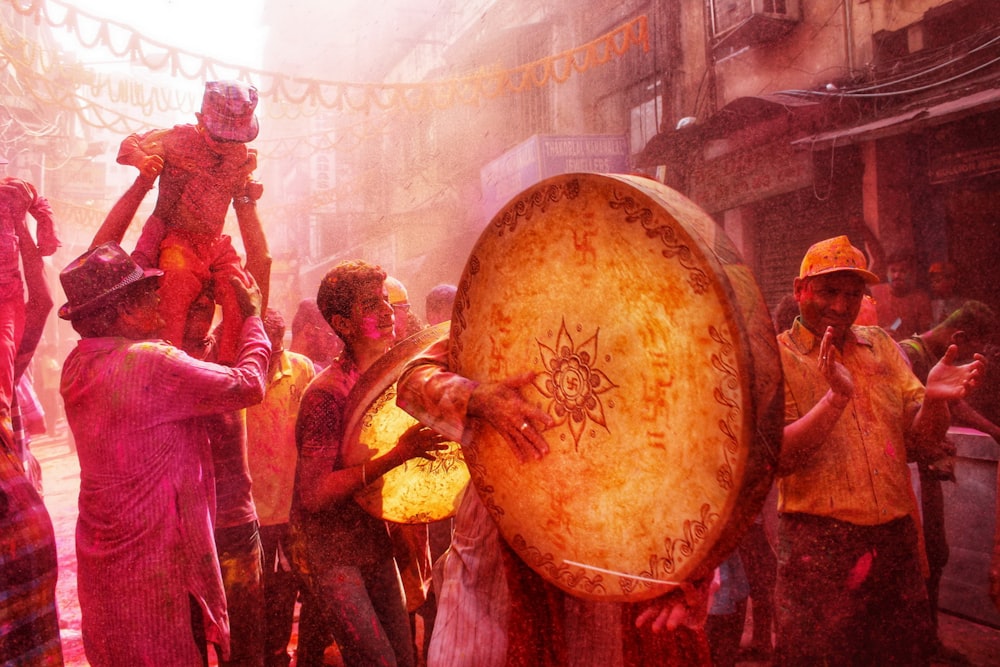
[{"xmin": 116, "ymin": 80, "xmax": 263, "ymax": 363}]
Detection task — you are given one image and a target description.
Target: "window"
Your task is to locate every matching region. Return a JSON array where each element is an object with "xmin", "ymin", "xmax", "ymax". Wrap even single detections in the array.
[{"xmin": 630, "ymin": 95, "xmax": 662, "ymax": 155}]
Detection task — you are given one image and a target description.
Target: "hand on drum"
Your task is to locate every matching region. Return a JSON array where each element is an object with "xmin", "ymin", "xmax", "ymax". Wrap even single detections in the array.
[
  {"xmin": 396, "ymin": 423, "xmax": 450, "ymax": 462},
  {"xmin": 467, "ymin": 372, "xmax": 553, "ymax": 463},
  {"xmin": 634, "ymin": 576, "xmax": 716, "ymax": 633}
]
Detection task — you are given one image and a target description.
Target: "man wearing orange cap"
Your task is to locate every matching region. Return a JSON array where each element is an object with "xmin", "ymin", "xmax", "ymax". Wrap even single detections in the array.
[{"xmin": 774, "ymin": 235, "xmax": 985, "ymax": 665}]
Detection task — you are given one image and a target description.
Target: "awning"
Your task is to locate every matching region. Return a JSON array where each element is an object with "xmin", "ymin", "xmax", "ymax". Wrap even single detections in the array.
[
  {"xmin": 792, "ymin": 87, "xmax": 1000, "ymax": 149},
  {"xmin": 634, "ymin": 92, "xmax": 825, "ymax": 166}
]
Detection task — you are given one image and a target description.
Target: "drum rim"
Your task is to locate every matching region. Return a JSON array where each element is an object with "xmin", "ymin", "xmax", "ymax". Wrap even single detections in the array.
[{"xmin": 450, "ymin": 172, "xmax": 782, "ymax": 600}]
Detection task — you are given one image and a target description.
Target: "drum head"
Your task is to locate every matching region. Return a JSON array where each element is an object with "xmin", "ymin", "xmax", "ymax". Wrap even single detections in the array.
[
  {"xmin": 342, "ymin": 322, "xmax": 469, "ymax": 524},
  {"xmin": 450, "ymin": 173, "xmax": 782, "ymax": 601}
]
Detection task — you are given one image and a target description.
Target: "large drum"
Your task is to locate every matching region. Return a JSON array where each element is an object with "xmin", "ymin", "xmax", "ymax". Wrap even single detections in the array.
[
  {"xmin": 449, "ymin": 173, "xmax": 783, "ymax": 602},
  {"xmin": 342, "ymin": 322, "xmax": 469, "ymax": 524}
]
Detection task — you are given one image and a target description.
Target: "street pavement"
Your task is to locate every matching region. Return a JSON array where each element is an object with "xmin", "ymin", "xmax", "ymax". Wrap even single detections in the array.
[{"xmin": 29, "ymin": 420, "xmax": 1000, "ymax": 666}]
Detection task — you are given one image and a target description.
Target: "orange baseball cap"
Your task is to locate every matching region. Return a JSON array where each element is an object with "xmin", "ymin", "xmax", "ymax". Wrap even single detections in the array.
[{"xmin": 799, "ymin": 235, "xmax": 879, "ymax": 284}]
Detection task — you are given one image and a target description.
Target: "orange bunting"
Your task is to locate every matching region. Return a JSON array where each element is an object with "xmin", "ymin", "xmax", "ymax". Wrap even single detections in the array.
[{"xmin": 4, "ymin": 0, "xmax": 648, "ymax": 115}]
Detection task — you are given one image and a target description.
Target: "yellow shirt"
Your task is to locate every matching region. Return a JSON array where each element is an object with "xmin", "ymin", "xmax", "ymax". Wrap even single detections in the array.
[
  {"xmin": 777, "ymin": 319, "xmax": 924, "ymax": 525},
  {"xmin": 246, "ymin": 349, "xmax": 316, "ymax": 526}
]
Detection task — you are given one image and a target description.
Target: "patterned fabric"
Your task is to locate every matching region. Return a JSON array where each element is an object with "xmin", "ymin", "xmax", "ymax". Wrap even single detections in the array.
[
  {"xmin": 199, "ymin": 81, "xmax": 259, "ymax": 143},
  {"xmin": 777, "ymin": 319, "xmax": 924, "ymax": 524},
  {"xmin": 427, "ymin": 487, "xmax": 511, "ymax": 667},
  {"xmin": 0, "ymin": 433, "xmax": 63, "ymax": 667},
  {"xmin": 290, "ymin": 354, "xmax": 393, "ymax": 567},
  {"xmin": 246, "ymin": 350, "xmax": 315, "ymax": 527},
  {"xmin": 60, "ymin": 317, "xmax": 269, "ymax": 666},
  {"xmin": 11, "ymin": 376, "xmax": 43, "ymax": 494}
]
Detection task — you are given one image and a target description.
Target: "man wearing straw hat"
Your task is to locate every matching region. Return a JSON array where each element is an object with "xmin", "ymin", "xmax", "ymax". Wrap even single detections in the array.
[{"xmin": 58, "ymin": 242, "xmax": 269, "ymax": 666}]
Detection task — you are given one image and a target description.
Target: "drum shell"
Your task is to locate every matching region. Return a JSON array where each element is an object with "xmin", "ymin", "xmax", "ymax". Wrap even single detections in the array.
[{"xmin": 450, "ymin": 173, "xmax": 783, "ymax": 601}]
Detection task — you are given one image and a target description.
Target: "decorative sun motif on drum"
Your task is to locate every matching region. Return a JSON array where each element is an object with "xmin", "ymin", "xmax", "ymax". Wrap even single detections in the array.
[{"xmin": 534, "ymin": 320, "xmax": 618, "ymax": 449}]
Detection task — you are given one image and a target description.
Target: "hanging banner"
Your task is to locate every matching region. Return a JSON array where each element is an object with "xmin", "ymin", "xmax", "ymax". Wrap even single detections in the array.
[{"xmin": 480, "ymin": 134, "xmax": 629, "ymax": 223}]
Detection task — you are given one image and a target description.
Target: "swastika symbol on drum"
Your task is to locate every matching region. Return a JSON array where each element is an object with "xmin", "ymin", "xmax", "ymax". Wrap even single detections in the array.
[{"xmin": 533, "ymin": 319, "xmax": 618, "ymax": 450}]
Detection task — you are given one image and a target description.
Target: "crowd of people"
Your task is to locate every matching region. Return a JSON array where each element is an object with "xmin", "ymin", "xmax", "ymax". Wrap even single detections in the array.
[{"xmin": 2, "ymin": 79, "xmax": 1000, "ymax": 667}]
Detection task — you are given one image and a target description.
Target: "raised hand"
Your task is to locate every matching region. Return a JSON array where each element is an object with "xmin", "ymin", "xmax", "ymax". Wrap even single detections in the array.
[
  {"xmin": 819, "ymin": 326, "xmax": 853, "ymax": 402},
  {"xmin": 926, "ymin": 344, "xmax": 985, "ymax": 401},
  {"xmin": 138, "ymin": 155, "xmax": 163, "ymax": 184}
]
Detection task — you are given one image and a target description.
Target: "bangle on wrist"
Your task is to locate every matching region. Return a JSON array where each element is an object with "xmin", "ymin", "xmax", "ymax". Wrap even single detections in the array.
[
  {"xmin": 360, "ymin": 463, "xmax": 367, "ymax": 487},
  {"xmin": 233, "ymin": 195, "xmax": 256, "ymax": 206}
]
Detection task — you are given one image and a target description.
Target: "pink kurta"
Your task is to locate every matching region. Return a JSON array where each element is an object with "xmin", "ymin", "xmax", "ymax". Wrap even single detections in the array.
[{"xmin": 61, "ymin": 317, "xmax": 269, "ymax": 666}]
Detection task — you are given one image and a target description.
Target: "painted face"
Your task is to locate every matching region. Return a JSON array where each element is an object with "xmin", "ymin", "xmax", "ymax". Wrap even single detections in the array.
[
  {"xmin": 795, "ymin": 272, "xmax": 865, "ymax": 345},
  {"xmin": 303, "ymin": 324, "xmax": 342, "ymax": 363},
  {"xmin": 929, "ymin": 271, "xmax": 956, "ymax": 298},
  {"xmin": 348, "ymin": 282, "xmax": 396, "ymax": 345}
]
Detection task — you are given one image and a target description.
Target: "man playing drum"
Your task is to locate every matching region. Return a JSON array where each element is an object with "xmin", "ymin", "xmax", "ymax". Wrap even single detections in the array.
[
  {"xmin": 397, "ymin": 335, "xmax": 715, "ymax": 666},
  {"xmin": 774, "ymin": 235, "xmax": 984, "ymax": 665},
  {"xmin": 288, "ymin": 260, "xmax": 448, "ymax": 667}
]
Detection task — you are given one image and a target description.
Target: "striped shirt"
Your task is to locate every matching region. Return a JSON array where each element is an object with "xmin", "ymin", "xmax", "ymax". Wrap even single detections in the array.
[
  {"xmin": 61, "ymin": 316, "xmax": 269, "ymax": 666},
  {"xmin": 0, "ymin": 438, "xmax": 63, "ymax": 666}
]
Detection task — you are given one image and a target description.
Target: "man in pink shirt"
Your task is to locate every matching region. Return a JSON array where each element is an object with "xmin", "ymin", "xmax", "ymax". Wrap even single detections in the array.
[{"xmin": 59, "ymin": 242, "xmax": 270, "ymax": 666}]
